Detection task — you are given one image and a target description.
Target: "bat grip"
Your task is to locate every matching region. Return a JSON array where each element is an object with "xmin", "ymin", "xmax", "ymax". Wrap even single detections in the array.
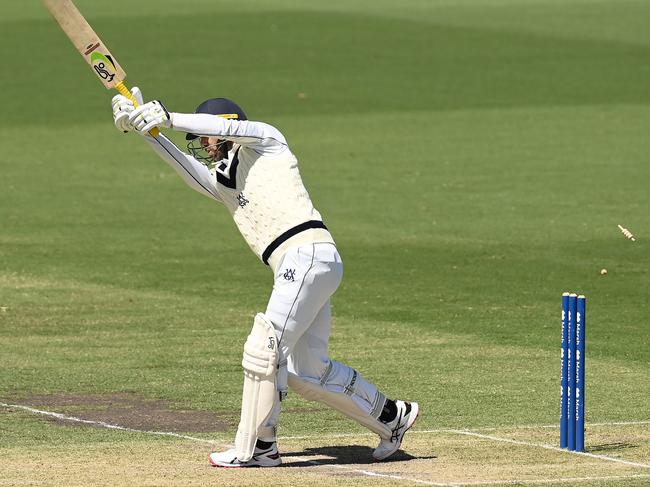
[{"xmin": 114, "ymin": 81, "xmax": 160, "ymax": 137}]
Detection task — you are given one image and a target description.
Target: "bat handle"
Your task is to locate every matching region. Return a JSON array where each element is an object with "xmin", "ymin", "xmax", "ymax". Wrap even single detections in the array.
[{"xmin": 114, "ymin": 81, "xmax": 160, "ymax": 137}]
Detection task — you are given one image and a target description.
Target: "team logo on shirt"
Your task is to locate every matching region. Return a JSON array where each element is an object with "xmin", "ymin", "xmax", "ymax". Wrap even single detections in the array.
[
  {"xmin": 283, "ymin": 269, "xmax": 296, "ymax": 282},
  {"xmin": 236, "ymin": 193, "xmax": 249, "ymax": 208}
]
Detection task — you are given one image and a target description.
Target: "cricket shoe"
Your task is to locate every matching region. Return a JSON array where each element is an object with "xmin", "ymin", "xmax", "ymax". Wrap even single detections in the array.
[
  {"xmin": 373, "ymin": 400, "xmax": 420, "ymax": 461},
  {"xmin": 209, "ymin": 442, "xmax": 281, "ymax": 468}
]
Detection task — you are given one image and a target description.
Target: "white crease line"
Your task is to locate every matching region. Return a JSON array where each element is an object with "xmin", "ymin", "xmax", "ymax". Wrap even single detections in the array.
[
  {"xmin": 457, "ymin": 474, "xmax": 650, "ymax": 486},
  {"xmin": 281, "ymin": 420, "xmax": 650, "ymax": 440},
  {"xmin": 283, "ymin": 454, "xmax": 459, "ymax": 487},
  {"xmin": 464, "ymin": 420, "xmax": 650, "ymax": 432},
  {"xmin": 0, "ymin": 402, "xmax": 220, "ymax": 445},
  {"xmin": 348, "ymin": 468, "xmax": 456, "ymax": 486},
  {"xmin": 3, "ymin": 402, "xmax": 650, "ymax": 486},
  {"xmin": 1, "ymin": 402, "xmax": 455, "ymax": 486},
  {"xmin": 445, "ymin": 429, "xmax": 650, "ymax": 469},
  {"xmin": 588, "ymin": 420, "xmax": 650, "ymax": 427}
]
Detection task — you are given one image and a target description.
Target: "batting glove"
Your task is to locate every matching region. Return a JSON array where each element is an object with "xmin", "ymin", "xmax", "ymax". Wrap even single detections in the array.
[
  {"xmin": 111, "ymin": 86, "xmax": 144, "ymax": 133},
  {"xmin": 128, "ymin": 100, "xmax": 172, "ymax": 134}
]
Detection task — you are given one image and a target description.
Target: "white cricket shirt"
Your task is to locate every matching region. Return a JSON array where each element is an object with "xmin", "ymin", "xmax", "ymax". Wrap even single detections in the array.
[{"xmin": 144, "ymin": 113, "xmax": 334, "ymax": 271}]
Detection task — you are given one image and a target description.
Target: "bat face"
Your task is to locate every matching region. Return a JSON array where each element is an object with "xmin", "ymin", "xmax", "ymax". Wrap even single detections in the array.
[{"xmin": 42, "ymin": 0, "xmax": 126, "ymax": 89}]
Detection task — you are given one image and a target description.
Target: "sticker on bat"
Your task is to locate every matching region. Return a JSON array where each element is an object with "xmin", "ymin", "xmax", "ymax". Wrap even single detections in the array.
[
  {"xmin": 90, "ymin": 51, "xmax": 117, "ymax": 82},
  {"xmin": 84, "ymin": 43, "xmax": 101, "ymax": 55}
]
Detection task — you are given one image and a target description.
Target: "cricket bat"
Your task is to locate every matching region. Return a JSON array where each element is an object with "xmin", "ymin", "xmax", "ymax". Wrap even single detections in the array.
[{"xmin": 41, "ymin": 0, "xmax": 159, "ymax": 136}]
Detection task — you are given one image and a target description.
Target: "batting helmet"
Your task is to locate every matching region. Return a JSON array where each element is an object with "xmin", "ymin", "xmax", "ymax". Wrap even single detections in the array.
[{"xmin": 185, "ymin": 98, "xmax": 247, "ymax": 140}]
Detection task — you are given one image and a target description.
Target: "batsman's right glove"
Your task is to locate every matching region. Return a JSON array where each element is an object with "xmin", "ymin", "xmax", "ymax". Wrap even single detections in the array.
[
  {"xmin": 128, "ymin": 100, "xmax": 172, "ymax": 134},
  {"xmin": 111, "ymin": 86, "xmax": 144, "ymax": 133}
]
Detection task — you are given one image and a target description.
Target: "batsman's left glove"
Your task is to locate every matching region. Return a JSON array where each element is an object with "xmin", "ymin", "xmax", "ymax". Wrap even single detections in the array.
[{"xmin": 128, "ymin": 100, "xmax": 172, "ymax": 134}]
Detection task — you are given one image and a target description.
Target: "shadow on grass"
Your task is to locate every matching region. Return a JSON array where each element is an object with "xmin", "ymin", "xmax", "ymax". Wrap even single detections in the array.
[
  {"xmin": 283, "ymin": 444, "xmax": 436, "ymax": 466},
  {"xmin": 587, "ymin": 442, "xmax": 638, "ymax": 453}
]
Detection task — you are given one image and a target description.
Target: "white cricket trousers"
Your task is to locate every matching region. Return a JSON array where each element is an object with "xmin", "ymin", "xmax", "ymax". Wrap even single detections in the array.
[{"xmin": 260, "ymin": 243, "xmax": 391, "ymax": 441}]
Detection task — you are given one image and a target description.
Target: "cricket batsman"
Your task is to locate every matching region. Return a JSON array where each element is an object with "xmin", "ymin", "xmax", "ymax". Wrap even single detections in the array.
[{"xmin": 111, "ymin": 89, "xmax": 419, "ymax": 467}]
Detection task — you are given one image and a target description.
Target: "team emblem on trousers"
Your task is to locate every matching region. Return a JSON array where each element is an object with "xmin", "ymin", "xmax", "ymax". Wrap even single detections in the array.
[{"xmin": 237, "ymin": 193, "xmax": 249, "ymax": 208}]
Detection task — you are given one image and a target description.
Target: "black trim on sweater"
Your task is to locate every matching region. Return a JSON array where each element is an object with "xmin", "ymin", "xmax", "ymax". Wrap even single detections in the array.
[{"xmin": 262, "ymin": 220, "xmax": 328, "ymax": 265}]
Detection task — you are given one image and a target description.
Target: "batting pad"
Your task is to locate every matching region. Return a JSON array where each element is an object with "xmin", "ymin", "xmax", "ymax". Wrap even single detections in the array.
[
  {"xmin": 288, "ymin": 360, "xmax": 392, "ymax": 439},
  {"xmin": 235, "ymin": 313, "xmax": 279, "ymax": 461}
]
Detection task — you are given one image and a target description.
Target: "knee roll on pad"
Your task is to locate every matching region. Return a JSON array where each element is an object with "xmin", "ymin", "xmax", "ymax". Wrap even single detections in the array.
[
  {"xmin": 235, "ymin": 313, "xmax": 280, "ymax": 461},
  {"xmin": 241, "ymin": 314, "xmax": 277, "ymax": 376},
  {"xmin": 288, "ymin": 360, "xmax": 392, "ymax": 439}
]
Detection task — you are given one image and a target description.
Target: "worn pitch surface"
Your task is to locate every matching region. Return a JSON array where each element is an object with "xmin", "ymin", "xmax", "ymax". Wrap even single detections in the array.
[{"xmin": 1, "ymin": 0, "xmax": 649, "ymax": 486}]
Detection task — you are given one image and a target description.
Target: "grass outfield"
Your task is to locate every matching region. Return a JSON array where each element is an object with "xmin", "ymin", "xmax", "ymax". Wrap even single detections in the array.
[{"xmin": 1, "ymin": 0, "xmax": 649, "ymax": 485}]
